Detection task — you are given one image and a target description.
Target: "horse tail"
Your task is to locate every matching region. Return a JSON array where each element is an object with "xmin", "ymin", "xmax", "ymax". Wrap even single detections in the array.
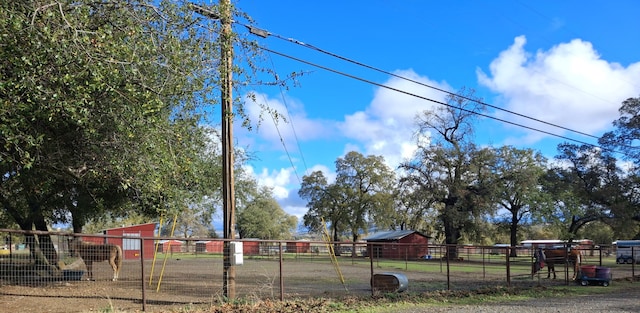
[{"xmin": 115, "ymin": 244, "xmax": 123, "ymax": 275}]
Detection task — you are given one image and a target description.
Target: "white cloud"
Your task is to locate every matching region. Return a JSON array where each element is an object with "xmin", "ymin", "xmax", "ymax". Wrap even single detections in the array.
[
  {"xmin": 477, "ymin": 35, "xmax": 640, "ymax": 144},
  {"xmin": 281, "ymin": 205, "xmax": 308, "ymax": 221},
  {"xmin": 242, "ymin": 92, "xmax": 336, "ymax": 148},
  {"xmin": 243, "ymin": 165, "xmax": 291, "ymax": 200},
  {"xmin": 339, "ymin": 69, "xmax": 451, "ymax": 168},
  {"xmin": 306, "ymin": 164, "xmax": 336, "ymax": 183}
]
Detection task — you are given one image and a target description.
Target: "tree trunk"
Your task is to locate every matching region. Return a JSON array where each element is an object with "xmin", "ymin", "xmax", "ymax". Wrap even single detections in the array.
[
  {"xmin": 351, "ymin": 233, "xmax": 358, "ymax": 259},
  {"xmin": 33, "ymin": 213, "xmax": 59, "ymax": 268},
  {"xmin": 332, "ymin": 224, "xmax": 341, "ymax": 256},
  {"xmin": 71, "ymin": 208, "xmax": 85, "ymax": 234},
  {"xmin": 509, "ymin": 212, "xmax": 519, "ymax": 257},
  {"xmin": 443, "ymin": 215, "xmax": 460, "ymax": 259}
]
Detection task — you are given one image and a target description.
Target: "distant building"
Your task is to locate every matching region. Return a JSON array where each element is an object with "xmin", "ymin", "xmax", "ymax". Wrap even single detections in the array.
[
  {"xmin": 286, "ymin": 241, "xmax": 310, "ymax": 253},
  {"xmin": 79, "ymin": 222, "xmax": 157, "ymax": 260},
  {"xmin": 520, "ymin": 239, "xmax": 594, "ymax": 249},
  {"xmin": 195, "ymin": 240, "xmax": 223, "ymax": 253},
  {"xmin": 363, "ymin": 230, "xmax": 431, "ymax": 259},
  {"xmin": 156, "ymin": 240, "xmax": 184, "ymax": 253}
]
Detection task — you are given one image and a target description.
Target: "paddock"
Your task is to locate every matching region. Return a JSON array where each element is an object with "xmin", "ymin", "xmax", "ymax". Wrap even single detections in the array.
[{"xmin": 0, "ymin": 232, "xmax": 636, "ymax": 312}]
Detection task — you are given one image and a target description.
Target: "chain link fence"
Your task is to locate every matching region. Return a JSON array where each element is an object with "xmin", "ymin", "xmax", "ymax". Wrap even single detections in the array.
[{"xmin": 0, "ymin": 229, "xmax": 636, "ymax": 312}]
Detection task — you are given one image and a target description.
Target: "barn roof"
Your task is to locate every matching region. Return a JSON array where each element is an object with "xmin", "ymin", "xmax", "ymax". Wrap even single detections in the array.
[
  {"xmin": 158, "ymin": 240, "xmax": 184, "ymax": 244},
  {"xmin": 363, "ymin": 230, "xmax": 430, "ymax": 241},
  {"xmin": 102, "ymin": 222, "xmax": 157, "ymax": 231}
]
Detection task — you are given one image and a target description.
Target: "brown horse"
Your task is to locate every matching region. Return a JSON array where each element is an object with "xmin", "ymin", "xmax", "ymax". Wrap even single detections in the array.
[
  {"xmin": 68, "ymin": 238, "xmax": 123, "ymax": 281},
  {"xmin": 536, "ymin": 248, "xmax": 582, "ymax": 280}
]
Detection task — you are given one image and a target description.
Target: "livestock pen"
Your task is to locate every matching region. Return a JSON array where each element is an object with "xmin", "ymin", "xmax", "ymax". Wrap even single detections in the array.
[{"xmin": 0, "ymin": 229, "xmax": 635, "ymax": 312}]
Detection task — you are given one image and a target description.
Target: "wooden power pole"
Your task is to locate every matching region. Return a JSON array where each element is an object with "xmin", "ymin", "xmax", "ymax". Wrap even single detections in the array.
[
  {"xmin": 190, "ymin": 0, "xmax": 235, "ymax": 299},
  {"xmin": 219, "ymin": 0, "xmax": 236, "ymax": 300}
]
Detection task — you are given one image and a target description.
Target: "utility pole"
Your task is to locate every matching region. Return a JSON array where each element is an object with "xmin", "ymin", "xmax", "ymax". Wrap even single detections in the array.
[
  {"xmin": 190, "ymin": 0, "xmax": 236, "ymax": 299},
  {"xmin": 219, "ymin": 0, "xmax": 236, "ymax": 299}
]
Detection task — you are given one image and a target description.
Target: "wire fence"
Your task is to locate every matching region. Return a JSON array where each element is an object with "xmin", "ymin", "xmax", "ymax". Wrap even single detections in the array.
[{"xmin": 0, "ymin": 229, "xmax": 637, "ymax": 312}]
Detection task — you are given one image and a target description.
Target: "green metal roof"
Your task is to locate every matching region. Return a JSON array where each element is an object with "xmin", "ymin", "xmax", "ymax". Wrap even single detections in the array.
[{"xmin": 363, "ymin": 230, "xmax": 430, "ymax": 241}]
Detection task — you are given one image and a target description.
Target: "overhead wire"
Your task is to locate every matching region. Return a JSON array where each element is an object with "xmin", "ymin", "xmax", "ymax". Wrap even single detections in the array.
[
  {"xmin": 192, "ymin": 5, "xmax": 634, "ymax": 156},
  {"xmin": 238, "ymin": 22, "xmax": 601, "ymax": 140},
  {"xmin": 254, "ymin": 77, "xmax": 304, "ymax": 185},
  {"xmin": 266, "ymin": 53, "xmax": 310, "ymax": 178},
  {"xmin": 260, "ymin": 46, "xmax": 627, "ymax": 155},
  {"xmin": 234, "ymin": 21, "xmax": 640, "ymax": 154}
]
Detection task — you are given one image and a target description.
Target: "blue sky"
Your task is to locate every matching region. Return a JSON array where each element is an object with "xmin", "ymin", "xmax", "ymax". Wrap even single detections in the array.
[{"xmin": 208, "ymin": 1, "xmax": 640, "ymax": 225}]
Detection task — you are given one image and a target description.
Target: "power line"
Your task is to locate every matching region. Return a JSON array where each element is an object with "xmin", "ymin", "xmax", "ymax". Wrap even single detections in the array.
[
  {"xmin": 239, "ymin": 24, "xmax": 600, "ymax": 140},
  {"xmin": 266, "ymin": 53, "xmax": 310, "ymax": 178},
  {"xmin": 260, "ymin": 46, "xmax": 627, "ymax": 155},
  {"xmin": 189, "ymin": 5, "xmax": 307, "ymax": 186},
  {"xmin": 237, "ymin": 22, "xmax": 640, "ymax": 154},
  {"xmin": 197, "ymin": 11, "xmax": 634, "ymax": 155},
  {"xmin": 256, "ymin": 90, "xmax": 303, "ymax": 186}
]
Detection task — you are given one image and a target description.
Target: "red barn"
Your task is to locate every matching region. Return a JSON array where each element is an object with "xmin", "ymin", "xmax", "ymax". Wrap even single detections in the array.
[
  {"xmin": 286, "ymin": 241, "xmax": 310, "ymax": 253},
  {"xmin": 195, "ymin": 240, "xmax": 223, "ymax": 253},
  {"xmin": 364, "ymin": 230, "xmax": 430, "ymax": 260},
  {"xmin": 157, "ymin": 240, "xmax": 184, "ymax": 253},
  {"xmin": 243, "ymin": 240, "xmax": 260, "ymax": 255},
  {"xmin": 79, "ymin": 223, "xmax": 157, "ymax": 260}
]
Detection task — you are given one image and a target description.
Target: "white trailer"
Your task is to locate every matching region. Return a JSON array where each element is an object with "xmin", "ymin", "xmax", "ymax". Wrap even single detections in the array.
[{"xmin": 614, "ymin": 240, "xmax": 640, "ymax": 264}]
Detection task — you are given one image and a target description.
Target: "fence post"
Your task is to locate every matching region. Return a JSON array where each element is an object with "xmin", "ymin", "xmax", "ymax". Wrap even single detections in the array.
[
  {"xmin": 439, "ymin": 245, "xmax": 443, "ymax": 273},
  {"xmin": 279, "ymin": 241, "xmax": 284, "ymax": 301},
  {"xmin": 140, "ymin": 237, "xmax": 146, "ymax": 312},
  {"xmin": 505, "ymin": 247, "xmax": 511, "ymax": 287},
  {"xmin": 369, "ymin": 243, "xmax": 374, "ymax": 296},
  {"xmin": 405, "ymin": 246, "xmax": 408, "ymax": 270},
  {"xmin": 632, "ymin": 246, "xmax": 635, "ymax": 283},
  {"xmin": 482, "ymin": 246, "xmax": 486, "ymax": 279},
  {"xmin": 446, "ymin": 245, "xmax": 451, "ymax": 290},
  {"xmin": 599, "ymin": 245, "xmax": 602, "ymax": 266}
]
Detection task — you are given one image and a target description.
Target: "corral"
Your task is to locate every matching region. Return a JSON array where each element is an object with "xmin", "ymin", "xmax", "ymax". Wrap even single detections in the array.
[{"xmin": 1, "ymin": 231, "xmax": 639, "ymax": 312}]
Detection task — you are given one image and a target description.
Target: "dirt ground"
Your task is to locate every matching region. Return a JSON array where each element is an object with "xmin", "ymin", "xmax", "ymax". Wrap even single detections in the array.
[
  {"xmin": 0, "ymin": 255, "xmax": 632, "ymax": 313},
  {"xmin": 0, "ymin": 256, "xmax": 373, "ymax": 312}
]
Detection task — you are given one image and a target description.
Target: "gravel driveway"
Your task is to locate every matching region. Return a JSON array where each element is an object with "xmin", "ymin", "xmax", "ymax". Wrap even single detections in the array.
[{"xmin": 398, "ymin": 287, "xmax": 640, "ymax": 313}]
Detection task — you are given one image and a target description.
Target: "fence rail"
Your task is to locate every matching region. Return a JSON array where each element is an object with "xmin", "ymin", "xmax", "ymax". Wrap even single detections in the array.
[{"xmin": 0, "ymin": 229, "xmax": 636, "ymax": 312}]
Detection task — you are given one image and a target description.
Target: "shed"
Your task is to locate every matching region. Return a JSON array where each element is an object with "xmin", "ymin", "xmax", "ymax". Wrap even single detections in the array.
[
  {"xmin": 195, "ymin": 240, "xmax": 223, "ymax": 253},
  {"xmin": 80, "ymin": 222, "xmax": 156, "ymax": 260},
  {"xmin": 286, "ymin": 241, "xmax": 310, "ymax": 253},
  {"xmin": 364, "ymin": 230, "xmax": 430, "ymax": 259},
  {"xmin": 157, "ymin": 240, "xmax": 184, "ymax": 253},
  {"xmin": 243, "ymin": 240, "xmax": 260, "ymax": 255}
]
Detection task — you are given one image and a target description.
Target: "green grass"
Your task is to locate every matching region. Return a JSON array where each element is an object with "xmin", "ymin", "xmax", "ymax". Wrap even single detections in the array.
[
  {"xmin": 331, "ymin": 280, "xmax": 637, "ymax": 313},
  {"xmin": 163, "ymin": 280, "xmax": 636, "ymax": 313}
]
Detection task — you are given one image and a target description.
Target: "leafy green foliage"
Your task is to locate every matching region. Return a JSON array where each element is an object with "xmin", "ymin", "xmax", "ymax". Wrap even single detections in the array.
[
  {"xmin": 300, "ymin": 171, "xmax": 349, "ymax": 241},
  {"xmin": 335, "ymin": 151, "xmax": 395, "ymax": 241},
  {"xmin": 399, "ymin": 88, "xmax": 491, "ymax": 257},
  {"xmin": 236, "ymin": 185, "xmax": 297, "ymax": 240},
  {"xmin": 300, "ymin": 152, "xmax": 395, "ymax": 242},
  {"xmin": 490, "ymin": 146, "xmax": 549, "ymax": 253},
  {"xmin": 541, "ymin": 143, "xmax": 635, "ymax": 239}
]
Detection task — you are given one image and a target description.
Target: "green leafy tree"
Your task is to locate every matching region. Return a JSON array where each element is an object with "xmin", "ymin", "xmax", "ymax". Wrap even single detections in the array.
[
  {"xmin": 299, "ymin": 171, "xmax": 349, "ymax": 244},
  {"xmin": 490, "ymin": 146, "xmax": 548, "ymax": 256},
  {"xmin": 0, "ymin": 1, "xmax": 273, "ymax": 267},
  {"xmin": 541, "ymin": 143, "xmax": 632, "ymax": 240},
  {"xmin": 600, "ymin": 97, "xmax": 640, "ymax": 162},
  {"xmin": 394, "ymin": 178, "xmax": 439, "ymax": 233},
  {"xmin": 577, "ymin": 221, "xmax": 614, "ymax": 246},
  {"xmin": 599, "ymin": 96, "xmax": 640, "ymax": 236},
  {"xmin": 335, "ymin": 151, "xmax": 395, "ymax": 243},
  {"xmin": 299, "ymin": 153, "xmax": 395, "ymax": 255},
  {"xmin": 236, "ymin": 186, "xmax": 297, "ymax": 240},
  {"xmin": 399, "ymin": 88, "xmax": 492, "ymax": 259}
]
